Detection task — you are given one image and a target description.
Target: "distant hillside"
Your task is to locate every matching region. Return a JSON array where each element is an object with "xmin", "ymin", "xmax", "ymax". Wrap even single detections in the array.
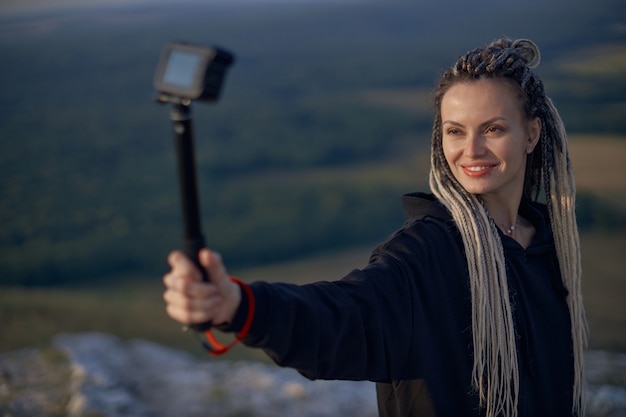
[{"xmin": 0, "ymin": 0, "xmax": 625, "ymax": 286}]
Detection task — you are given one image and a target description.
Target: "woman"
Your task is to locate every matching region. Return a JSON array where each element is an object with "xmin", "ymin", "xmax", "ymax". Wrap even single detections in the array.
[{"xmin": 163, "ymin": 38, "xmax": 587, "ymax": 417}]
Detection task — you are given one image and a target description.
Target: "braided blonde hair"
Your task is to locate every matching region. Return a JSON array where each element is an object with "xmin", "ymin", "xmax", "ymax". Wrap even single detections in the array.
[{"xmin": 429, "ymin": 38, "xmax": 588, "ymax": 416}]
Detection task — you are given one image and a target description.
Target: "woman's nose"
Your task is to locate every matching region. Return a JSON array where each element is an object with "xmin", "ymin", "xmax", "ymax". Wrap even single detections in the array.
[{"xmin": 464, "ymin": 133, "xmax": 486, "ymax": 158}]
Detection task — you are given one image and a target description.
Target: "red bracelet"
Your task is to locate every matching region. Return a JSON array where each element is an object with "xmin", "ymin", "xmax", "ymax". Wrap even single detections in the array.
[{"xmin": 202, "ymin": 276, "xmax": 255, "ymax": 356}]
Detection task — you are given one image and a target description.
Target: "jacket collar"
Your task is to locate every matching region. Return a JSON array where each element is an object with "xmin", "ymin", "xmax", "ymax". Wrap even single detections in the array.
[{"xmin": 401, "ymin": 192, "xmax": 451, "ymax": 221}]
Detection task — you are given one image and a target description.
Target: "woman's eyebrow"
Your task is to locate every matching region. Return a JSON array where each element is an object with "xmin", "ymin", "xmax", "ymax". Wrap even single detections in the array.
[{"xmin": 442, "ymin": 117, "xmax": 508, "ymax": 127}]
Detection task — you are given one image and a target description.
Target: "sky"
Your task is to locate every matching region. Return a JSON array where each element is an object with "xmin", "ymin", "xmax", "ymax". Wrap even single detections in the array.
[
  {"xmin": 0, "ymin": 0, "xmax": 367, "ymax": 16},
  {"xmin": 0, "ymin": 0, "xmax": 149, "ymax": 15}
]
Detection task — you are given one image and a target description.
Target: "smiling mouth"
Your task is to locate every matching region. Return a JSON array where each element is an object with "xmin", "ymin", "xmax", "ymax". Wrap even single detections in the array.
[{"xmin": 461, "ymin": 164, "xmax": 497, "ymax": 177}]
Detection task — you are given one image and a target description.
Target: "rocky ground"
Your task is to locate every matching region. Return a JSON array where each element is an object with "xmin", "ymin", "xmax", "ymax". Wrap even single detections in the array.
[{"xmin": 1, "ymin": 332, "xmax": 625, "ymax": 417}]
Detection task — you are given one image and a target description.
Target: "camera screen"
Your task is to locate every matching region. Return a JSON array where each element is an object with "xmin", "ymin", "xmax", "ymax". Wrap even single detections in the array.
[{"xmin": 162, "ymin": 50, "xmax": 202, "ymax": 89}]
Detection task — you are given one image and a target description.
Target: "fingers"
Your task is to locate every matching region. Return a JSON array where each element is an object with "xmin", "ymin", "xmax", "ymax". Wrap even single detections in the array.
[
  {"xmin": 167, "ymin": 250, "xmax": 203, "ymax": 282},
  {"xmin": 163, "ymin": 248, "xmax": 242, "ymax": 326},
  {"xmin": 163, "ymin": 285, "xmax": 223, "ymax": 325},
  {"xmin": 163, "ymin": 270, "xmax": 215, "ymax": 298},
  {"xmin": 167, "ymin": 249, "xmax": 227, "ymax": 285},
  {"xmin": 163, "ymin": 248, "xmax": 233, "ymax": 325}
]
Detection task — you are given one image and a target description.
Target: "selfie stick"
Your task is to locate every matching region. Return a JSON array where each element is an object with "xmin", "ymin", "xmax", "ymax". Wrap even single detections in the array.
[
  {"xmin": 170, "ymin": 103, "xmax": 207, "ymax": 276},
  {"xmin": 153, "ymin": 41, "xmax": 235, "ymax": 300}
]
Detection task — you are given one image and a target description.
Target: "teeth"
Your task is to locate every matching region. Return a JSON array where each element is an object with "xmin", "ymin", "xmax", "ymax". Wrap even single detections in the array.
[{"xmin": 466, "ymin": 166, "xmax": 489, "ymax": 171}]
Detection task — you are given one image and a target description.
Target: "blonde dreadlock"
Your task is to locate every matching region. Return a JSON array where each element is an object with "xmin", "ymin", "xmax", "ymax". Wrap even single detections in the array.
[{"xmin": 429, "ymin": 38, "xmax": 588, "ymax": 417}]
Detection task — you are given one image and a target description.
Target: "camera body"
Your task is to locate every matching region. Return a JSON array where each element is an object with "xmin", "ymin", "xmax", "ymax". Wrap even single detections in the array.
[{"xmin": 154, "ymin": 42, "xmax": 234, "ymax": 102}]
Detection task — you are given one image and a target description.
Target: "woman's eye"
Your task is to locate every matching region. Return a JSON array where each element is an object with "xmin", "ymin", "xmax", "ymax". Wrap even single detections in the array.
[{"xmin": 486, "ymin": 126, "xmax": 503, "ymax": 134}]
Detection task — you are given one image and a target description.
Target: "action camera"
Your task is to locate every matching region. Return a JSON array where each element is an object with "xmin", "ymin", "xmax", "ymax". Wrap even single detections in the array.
[{"xmin": 154, "ymin": 42, "xmax": 234, "ymax": 102}]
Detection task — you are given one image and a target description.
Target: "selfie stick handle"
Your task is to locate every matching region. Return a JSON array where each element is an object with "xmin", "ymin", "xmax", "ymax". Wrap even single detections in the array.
[{"xmin": 170, "ymin": 102, "xmax": 210, "ymax": 283}]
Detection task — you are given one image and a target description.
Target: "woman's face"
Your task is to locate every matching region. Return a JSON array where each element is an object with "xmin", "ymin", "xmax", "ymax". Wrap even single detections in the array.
[{"xmin": 440, "ymin": 78, "xmax": 541, "ymax": 201}]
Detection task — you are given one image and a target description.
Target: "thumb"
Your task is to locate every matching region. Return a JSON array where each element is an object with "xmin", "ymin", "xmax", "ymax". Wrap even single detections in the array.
[{"xmin": 198, "ymin": 248, "xmax": 230, "ymax": 287}]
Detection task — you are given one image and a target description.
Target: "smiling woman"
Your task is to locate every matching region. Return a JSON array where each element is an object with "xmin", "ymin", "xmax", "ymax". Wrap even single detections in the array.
[
  {"xmin": 440, "ymin": 79, "xmax": 541, "ymax": 240},
  {"xmin": 162, "ymin": 38, "xmax": 588, "ymax": 417},
  {"xmin": 428, "ymin": 38, "xmax": 586, "ymax": 417}
]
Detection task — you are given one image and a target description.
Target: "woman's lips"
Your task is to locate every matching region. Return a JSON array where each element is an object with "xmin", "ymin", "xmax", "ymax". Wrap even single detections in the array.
[{"xmin": 461, "ymin": 164, "xmax": 497, "ymax": 177}]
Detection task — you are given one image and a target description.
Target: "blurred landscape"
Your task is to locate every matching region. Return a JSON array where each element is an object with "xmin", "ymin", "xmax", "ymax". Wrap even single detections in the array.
[{"xmin": 0, "ymin": 0, "xmax": 625, "ymax": 355}]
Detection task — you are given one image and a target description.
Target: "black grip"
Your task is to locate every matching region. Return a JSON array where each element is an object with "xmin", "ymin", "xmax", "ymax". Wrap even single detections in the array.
[
  {"xmin": 183, "ymin": 235, "xmax": 209, "ymax": 282},
  {"xmin": 183, "ymin": 236, "xmax": 212, "ymax": 331}
]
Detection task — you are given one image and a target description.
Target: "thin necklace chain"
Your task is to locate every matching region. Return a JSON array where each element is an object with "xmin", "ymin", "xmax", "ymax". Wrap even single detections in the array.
[
  {"xmin": 482, "ymin": 202, "xmax": 519, "ymax": 235},
  {"xmin": 505, "ymin": 218, "xmax": 519, "ymax": 234}
]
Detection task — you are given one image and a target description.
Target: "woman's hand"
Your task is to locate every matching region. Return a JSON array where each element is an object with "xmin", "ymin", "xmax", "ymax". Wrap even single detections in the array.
[{"xmin": 163, "ymin": 248, "xmax": 241, "ymax": 327}]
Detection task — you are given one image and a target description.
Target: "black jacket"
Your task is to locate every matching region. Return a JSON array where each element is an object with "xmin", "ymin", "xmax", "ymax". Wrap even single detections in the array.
[{"xmin": 226, "ymin": 193, "xmax": 574, "ymax": 416}]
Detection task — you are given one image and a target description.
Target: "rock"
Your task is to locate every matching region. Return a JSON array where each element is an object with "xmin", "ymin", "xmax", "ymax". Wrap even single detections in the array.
[
  {"xmin": 2, "ymin": 332, "xmax": 626, "ymax": 416},
  {"xmin": 0, "ymin": 347, "xmax": 72, "ymax": 417},
  {"xmin": 586, "ymin": 350, "xmax": 626, "ymax": 417},
  {"xmin": 52, "ymin": 332, "xmax": 378, "ymax": 417}
]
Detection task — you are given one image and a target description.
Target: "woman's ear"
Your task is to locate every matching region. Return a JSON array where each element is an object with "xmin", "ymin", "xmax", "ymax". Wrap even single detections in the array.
[{"xmin": 527, "ymin": 117, "xmax": 541, "ymax": 153}]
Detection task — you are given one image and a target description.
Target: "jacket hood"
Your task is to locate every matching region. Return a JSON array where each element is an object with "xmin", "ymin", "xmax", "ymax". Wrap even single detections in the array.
[
  {"xmin": 402, "ymin": 192, "xmax": 553, "ymax": 251},
  {"xmin": 401, "ymin": 192, "xmax": 452, "ymax": 221}
]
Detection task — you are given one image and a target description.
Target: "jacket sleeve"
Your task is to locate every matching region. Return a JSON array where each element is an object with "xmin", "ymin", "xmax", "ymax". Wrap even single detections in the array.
[
  {"xmin": 222, "ymin": 218, "xmax": 469, "ymax": 383},
  {"xmin": 234, "ymin": 255, "xmax": 416, "ymax": 382}
]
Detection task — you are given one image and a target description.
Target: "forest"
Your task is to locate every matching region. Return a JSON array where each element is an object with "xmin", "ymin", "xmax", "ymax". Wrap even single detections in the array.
[{"xmin": 1, "ymin": 0, "xmax": 625, "ymax": 286}]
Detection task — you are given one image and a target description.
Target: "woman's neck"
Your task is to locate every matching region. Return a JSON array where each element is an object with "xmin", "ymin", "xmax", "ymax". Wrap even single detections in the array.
[
  {"xmin": 480, "ymin": 193, "xmax": 522, "ymax": 234},
  {"xmin": 481, "ymin": 193, "xmax": 535, "ymax": 248}
]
